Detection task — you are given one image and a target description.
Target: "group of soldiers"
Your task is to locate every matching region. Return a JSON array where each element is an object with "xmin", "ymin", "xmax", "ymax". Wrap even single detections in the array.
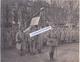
[
  {"xmin": 16, "ymin": 25, "xmax": 43, "ymax": 56},
  {"xmin": 16, "ymin": 24, "xmax": 59, "ymax": 62},
  {"xmin": 15, "ymin": 23, "xmax": 78, "ymax": 62}
]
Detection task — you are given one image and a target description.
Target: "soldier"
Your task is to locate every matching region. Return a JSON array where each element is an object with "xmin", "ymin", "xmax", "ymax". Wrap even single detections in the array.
[
  {"xmin": 47, "ymin": 27, "xmax": 58, "ymax": 61},
  {"xmin": 26, "ymin": 34, "xmax": 31, "ymax": 54},
  {"xmin": 29, "ymin": 25, "xmax": 39, "ymax": 55},
  {"xmin": 37, "ymin": 33, "xmax": 43, "ymax": 53},
  {"xmin": 16, "ymin": 27, "xmax": 25, "ymax": 56},
  {"xmin": 24, "ymin": 28, "xmax": 31, "ymax": 55}
]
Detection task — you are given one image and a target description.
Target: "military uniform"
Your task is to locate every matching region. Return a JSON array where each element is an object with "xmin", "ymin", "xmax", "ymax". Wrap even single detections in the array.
[
  {"xmin": 47, "ymin": 28, "xmax": 58, "ymax": 46},
  {"xmin": 24, "ymin": 31, "xmax": 30, "ymax": 54},
  {"xmin": 47, "ymin": 28, "xmax": 58, "ymax": 61},
  {"xmin": 37, "ymin": 33, "xmax": 44, "ymax": 53},
  {"xmin": 29, "ymin": 26, "xmax": 39, "ymax": 54},
  {"xmin": 16, "ymin": 30, "xmax": 25, "ymax": 55}
]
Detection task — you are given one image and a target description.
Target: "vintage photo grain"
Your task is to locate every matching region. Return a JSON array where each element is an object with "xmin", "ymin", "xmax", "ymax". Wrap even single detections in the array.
[{"xmin": 1, "ymin": 0, "xmax": 79, "ymax": 62}]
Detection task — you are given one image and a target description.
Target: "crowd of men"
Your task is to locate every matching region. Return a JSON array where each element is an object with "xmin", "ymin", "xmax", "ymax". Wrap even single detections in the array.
[
  {"xmin": 16, "ymin": 23, "xmax": 78, "ymax": 54},
  {"xmin": 16, "ymin": 25, "xmax": 42, "ymax": 56}
]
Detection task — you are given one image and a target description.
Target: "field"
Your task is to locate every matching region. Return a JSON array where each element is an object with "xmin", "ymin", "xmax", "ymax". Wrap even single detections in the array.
[{"xmin": 1, "ymin": 43, "xmax": 79, "ymax": 62}]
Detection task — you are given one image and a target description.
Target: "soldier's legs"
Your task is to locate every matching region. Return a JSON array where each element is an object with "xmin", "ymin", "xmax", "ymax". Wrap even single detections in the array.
[
  {"xmin": 49, "ymin": 46, "xmax": 55, "ymax": 61},
  {"xmin": 16, "ymin": 43, "xmax": 22, "ymax": 56},
  {"xmin": 29, "ymin": 41, "xmax": 32, "ymax": 54},
  {"xmin": 31, "ymin": 41, "xmax": 36, "ymax": 55},
  {"xmin": 37, "ymin": 41, "xmax": 42, "ymax": 53},
  {"xmin": 22, "ymin": 42, "xmax": 27, "ymax": 55},
  {"xmin": 29, "ymin": 41, "xmax": 35, "ymax": 55},
  {"xmin": 27, "ymin": 41, "xmax": 30, "ymax": 53},
  {"xmin": 18, "ymin": 44, "xmax": 23, "ymax": 56}
]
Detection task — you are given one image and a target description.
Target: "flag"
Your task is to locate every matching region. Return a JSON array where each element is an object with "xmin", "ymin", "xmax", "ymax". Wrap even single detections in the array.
[
  {"xmin": 29, "ymin": 26, "xmax": 52, "ymax": 37},
  {"xmin": 30, "ymin": 16, "xmax": 40, "ymax": 26}
]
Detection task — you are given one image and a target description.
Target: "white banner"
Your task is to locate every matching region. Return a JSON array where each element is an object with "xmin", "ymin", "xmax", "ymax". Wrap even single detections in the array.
[
  {"xmin": 30, "ymin": 16, "xmax": 40, "ymax": 26},
  {"xmin": 30, "ymin": 26, "xmax": 52, "ymax": 37}
]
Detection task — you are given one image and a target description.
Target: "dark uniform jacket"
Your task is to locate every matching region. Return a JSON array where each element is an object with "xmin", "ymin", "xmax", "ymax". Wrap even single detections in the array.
[{"xmin": 47, "ymin": 28, "xmax": 58, "ymax": 46}]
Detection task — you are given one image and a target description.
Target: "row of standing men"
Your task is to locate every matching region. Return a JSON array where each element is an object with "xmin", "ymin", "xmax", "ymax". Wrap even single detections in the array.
[
  {"xmin": 16, "ymin": 26, "xmax": 45, "ymax": 56},
  {"xmin": 16, "ymin": 25, "xmax": 78, "ymax": 57}
]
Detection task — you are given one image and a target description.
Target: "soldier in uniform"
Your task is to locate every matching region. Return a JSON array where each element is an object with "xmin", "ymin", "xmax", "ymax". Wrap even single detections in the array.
[
  {"xmin": 24, "ymin": 31, "xmax": 29, "ymax": 54},
  {"xmin": 23, "ymin": 26, "xmax": 39, "ymax": 55},
  {"xmin": 29, "ymin": 25, "xmax": 39, "ymax": 55},
  {"xmin": 16, "ymin": 27, "xmax": 25, "ymax": 56},
  {"xmin": 47, "ymin": 27, "xmax": 58, "ymax": 61},
  {"xmin": 37, "ymin": 33, "xmax": 43, "ymax": 53},
  {"xmin": 24, "ymin": 28, "xmax": 32, "ymax": 55}
]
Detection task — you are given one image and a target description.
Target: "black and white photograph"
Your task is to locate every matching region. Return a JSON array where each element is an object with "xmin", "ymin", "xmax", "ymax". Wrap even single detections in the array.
[{"xmin": 1, "ymin": 0, "xmax": 79, "ymax": 62}]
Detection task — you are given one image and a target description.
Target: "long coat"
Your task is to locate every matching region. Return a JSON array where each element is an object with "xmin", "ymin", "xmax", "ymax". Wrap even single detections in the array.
[{"xmin": 16, "ymin": 30, "xmax": 25, "ymax": 50}]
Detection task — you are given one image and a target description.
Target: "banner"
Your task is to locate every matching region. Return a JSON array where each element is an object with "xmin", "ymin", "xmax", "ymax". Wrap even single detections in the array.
[
  {"xmin": 30, "ymin": 16, "xmax": 40, "ymax": 26},
  {"xmin": 30, "ymin": 26, "xmax": 52, "ymax": 37}
]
